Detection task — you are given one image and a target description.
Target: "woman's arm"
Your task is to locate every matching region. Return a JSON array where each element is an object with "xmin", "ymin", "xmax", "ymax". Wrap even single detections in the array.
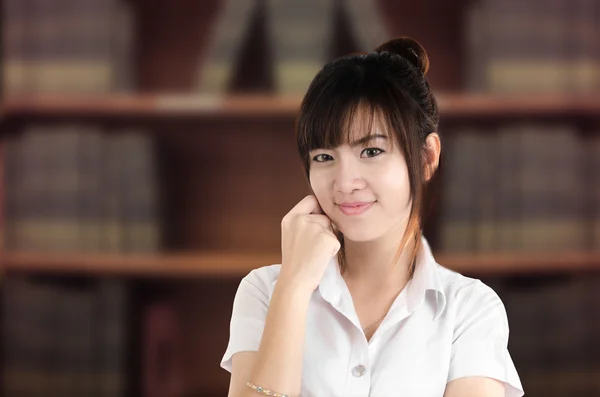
[
  {"xmin": 229, "ymin": 283, "xmax": 313, "ymax": 397},
  {"xmin": 444, "ymin": 377, "xmax": 505, "ymax": 397},
  {"xmin": 227, "ymin": 195, "xmax": 341, "ymax": 397}
]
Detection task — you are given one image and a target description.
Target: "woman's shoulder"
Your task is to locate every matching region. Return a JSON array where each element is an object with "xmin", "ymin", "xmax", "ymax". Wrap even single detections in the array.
[
  {"xmin": 238, "ymin": 263, "xmax": 283, "ymax": 297},
  {"xmin": 435, "ymin": 263, "xmax": 505, "ymax": 313}
]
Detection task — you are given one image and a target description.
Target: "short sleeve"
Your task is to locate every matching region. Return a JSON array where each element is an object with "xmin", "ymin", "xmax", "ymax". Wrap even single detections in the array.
[
  {"xmin": 447, "ymin": 280, "xmax": 524, "ymax": 397},
  {"xmin": 220, "ymin": 270, "xmax": 271, "ymax": 372}
]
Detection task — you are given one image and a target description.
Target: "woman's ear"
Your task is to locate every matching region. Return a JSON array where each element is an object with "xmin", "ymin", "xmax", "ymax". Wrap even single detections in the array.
[{"xmin": 423, "ymin": 132, "xmax": 441, "ymax": 182}]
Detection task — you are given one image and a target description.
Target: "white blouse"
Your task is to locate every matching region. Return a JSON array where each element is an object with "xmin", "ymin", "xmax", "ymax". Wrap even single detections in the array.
[{"xmin": 221, "ymin": 237, "xmax": 524, "ymax": 397}]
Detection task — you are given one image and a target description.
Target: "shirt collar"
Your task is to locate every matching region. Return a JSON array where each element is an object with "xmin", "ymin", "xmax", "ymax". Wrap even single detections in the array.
[
  {"xmin": 406, "ymin": 236, "xmax": 447, "ymax": 321},
  {"xmin": 274, "ymin": 236, "xmax": 447, "ymax": 320}
]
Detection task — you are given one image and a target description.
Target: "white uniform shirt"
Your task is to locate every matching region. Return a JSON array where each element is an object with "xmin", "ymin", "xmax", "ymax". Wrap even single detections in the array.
[{"xmin": 221, "ymin": 237, "xmax": 524, "ymax": 397}]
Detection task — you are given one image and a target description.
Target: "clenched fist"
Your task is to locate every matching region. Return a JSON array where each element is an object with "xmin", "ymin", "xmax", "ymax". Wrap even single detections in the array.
[{"xmin": 278, "ymin": 195, "xmax": 342, "ymax": 293}]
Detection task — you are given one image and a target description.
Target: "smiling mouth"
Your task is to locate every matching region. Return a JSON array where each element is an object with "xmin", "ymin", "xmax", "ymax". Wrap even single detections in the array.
[{"xmin": 337, "ymin": 202, "xmax": 375, "ymax": 216}]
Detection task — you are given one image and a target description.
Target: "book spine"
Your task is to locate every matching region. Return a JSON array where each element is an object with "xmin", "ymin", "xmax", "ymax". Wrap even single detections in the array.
[
  {"xmin": 95, "ymin": 280, "xmax": 129, "ymax": 397},
  {"xmin": 110, "ymin": 0, "xmax": 135, "ymax": 92},
  {"xmin": 1, "ymin": 276, "xmax": 56, "ymax": 397},
  {"xmin": 15, "ymin": 127, "xmax": 53, "ymax": 251},
  {"xmin": 2, "ymin": 0, "xmax": 27, "ymax": 95},
  {"xmin": 195, "ymin": 0, "xmax": 256, "ymax": 94},
  {"xmin": 343, "ymin": 0, "xmax": 390, "ymax": 52},
  {"xmin": 438, "ymin": 128, "xmax": 478, "ymax": 253},
  {"xmin": 51, "ymin": 126, "xmax": 82, "ymax": 251},
  {"xmin": 474, "ymin": 130, "xmax": 497, "ymax": 252},
  {"xmin": 2, "ymin": 136, "xmax": 18, "ymax": 250},
  {"xmin": 571, "ymin": 0, "xmax": 597, "ymax": 93},
  {"xmin": 267, "ymin": 0, "xmax": 335, "ymax": 94},
  {"xmin": 120, "ymin": 131, "xmax": 160, "ymax": 253},
  {"xmin": 496, "ymin": 125, "xmax": 520, "ymax": 252},
  {"xmin": 463, "ymin": 0, "xmax": 487, "ymax": 92},
  {"xmin": 79, "ymin": 127, "xmax": 104, "ymax": 252},
  {"xmin": 101, "ymin": 134, "xmax": 125, "ymax": 253}
]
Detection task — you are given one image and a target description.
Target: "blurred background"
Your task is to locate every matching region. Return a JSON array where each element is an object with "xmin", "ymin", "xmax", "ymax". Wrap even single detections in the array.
[{"xmin": 0, "ymin": 0, "xmax": 599, "ymax": 396}]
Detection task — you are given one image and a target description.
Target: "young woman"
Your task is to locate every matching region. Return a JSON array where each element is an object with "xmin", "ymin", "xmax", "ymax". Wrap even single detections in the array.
[{"xmin": 220, "ymin": 37, "xmax": 524, "ymax": 397}]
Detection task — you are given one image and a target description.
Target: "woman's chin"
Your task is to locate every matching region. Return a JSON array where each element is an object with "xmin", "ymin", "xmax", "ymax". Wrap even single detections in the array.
[{"xmin": 337, "ymin": 226, "xmax": 378, "ymax": 243}]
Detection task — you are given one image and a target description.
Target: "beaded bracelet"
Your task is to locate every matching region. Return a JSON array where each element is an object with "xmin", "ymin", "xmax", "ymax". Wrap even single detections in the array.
[{"xmin": 246, "ymin": 381, "xmax": 289, "ymax": 397}]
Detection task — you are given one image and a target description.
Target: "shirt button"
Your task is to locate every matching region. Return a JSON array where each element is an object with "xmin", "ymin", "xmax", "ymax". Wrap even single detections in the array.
[{"xmin": 351, "ymin": 364, "xmax": 367, "ymax": 377}]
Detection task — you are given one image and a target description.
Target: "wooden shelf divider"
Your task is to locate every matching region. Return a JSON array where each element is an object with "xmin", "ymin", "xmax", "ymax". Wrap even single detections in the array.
[
  {"xmin": 1, "ymin": 93, "xmax": 600, "ymax": 121},
  {"xmin": 2, "ymin": 250, "xmax": 600, "ymax": 278},
  {"xmin": 0, "ymin": 251, "xmax": 282, "ymax": 278}
]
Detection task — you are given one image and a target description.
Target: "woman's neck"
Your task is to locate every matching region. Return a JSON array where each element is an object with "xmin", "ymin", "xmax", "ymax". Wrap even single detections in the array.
[{"xmin": 341, "ymin": 231, "xmax": 416, "ymax": 294}]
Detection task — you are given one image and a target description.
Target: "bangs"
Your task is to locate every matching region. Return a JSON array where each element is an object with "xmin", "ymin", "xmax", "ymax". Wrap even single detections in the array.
[
  {"xmin": 306, "ymin": 99, "xmax": 398, "ymax": 151},
  {"xmin": 296, "ymin": 60, "xmax": 416, "ymax": 164}
]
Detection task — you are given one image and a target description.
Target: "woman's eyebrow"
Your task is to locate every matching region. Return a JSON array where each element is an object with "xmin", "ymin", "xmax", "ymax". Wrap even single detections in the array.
[{"xmin": 349, "ymin": 134, "xmax": 388, "ymax": 147}]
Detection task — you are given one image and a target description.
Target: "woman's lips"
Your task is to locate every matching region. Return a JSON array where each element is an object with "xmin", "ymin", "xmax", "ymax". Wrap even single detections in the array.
[{"xmin": 337, "ymin": 202, "xmax": 375, "ymax": 216}]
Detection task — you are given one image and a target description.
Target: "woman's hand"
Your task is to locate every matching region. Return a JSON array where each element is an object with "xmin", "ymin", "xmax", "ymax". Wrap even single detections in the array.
[{"xmin": 279, "ymin": 195, "xmax": 341, "ymax": 294}]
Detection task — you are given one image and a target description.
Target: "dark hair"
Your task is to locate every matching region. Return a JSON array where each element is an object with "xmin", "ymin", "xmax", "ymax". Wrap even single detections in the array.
[{"xmin": 295, "ymin": 37, "xmax": 440, "ymax": 277}]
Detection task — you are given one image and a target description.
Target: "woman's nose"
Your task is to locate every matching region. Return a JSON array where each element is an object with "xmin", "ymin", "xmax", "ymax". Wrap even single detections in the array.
[{"xmin": 333, "ymin": 159, "xmax": 366, "ymax": 193}]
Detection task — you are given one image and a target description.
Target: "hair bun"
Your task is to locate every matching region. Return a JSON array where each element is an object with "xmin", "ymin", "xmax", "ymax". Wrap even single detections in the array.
[{"xmin": 374, "ymin": 37, "xmax": 430, "ymax": 75}]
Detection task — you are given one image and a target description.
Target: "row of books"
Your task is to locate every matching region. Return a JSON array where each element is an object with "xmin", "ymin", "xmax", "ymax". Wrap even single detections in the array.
[
  {"xmin": 1, "ymin": 275, "xmax": 196, "ymax": 397},
  {"xmin": 2, "ymin": 0, "xmax": 135, "ymax": 95},
  {"xmin": 465, "ymin": 0, "xmax": 600, "ymax": 93},
  {"xmin": 1, "ymin": 277, "xmax": 130, "ymax": 397},
  {"xmin": 2, "ymin": 125, "xmax": 160, "ymax": 253},
  {"xmin": 195, "ymin": 0, "xmax": 390, "ymax": 94},
  {"xmin": 487, "ymin": 273, "xmax": 600, "ymax": 397},
  {"xmin": 438, "ymin": 123, "xmax": 600, "ymax": 253}
]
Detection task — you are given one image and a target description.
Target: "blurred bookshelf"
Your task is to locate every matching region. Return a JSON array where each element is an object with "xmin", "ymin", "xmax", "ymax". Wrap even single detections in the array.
[{"xmin": 1, "ymin": 0, "xmax": 600, "ymax": 396}]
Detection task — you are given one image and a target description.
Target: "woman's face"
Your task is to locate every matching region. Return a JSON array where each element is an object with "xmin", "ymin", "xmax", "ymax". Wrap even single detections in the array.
[{"xmin": 308, "ymin": 112, "xmax": 412, "ymax": 243}]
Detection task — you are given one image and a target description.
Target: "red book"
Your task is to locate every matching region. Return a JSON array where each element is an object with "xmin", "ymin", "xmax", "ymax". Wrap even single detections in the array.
[{"xmin": 141, "ymin": 301, "xmax": 187, "ymax": 397}]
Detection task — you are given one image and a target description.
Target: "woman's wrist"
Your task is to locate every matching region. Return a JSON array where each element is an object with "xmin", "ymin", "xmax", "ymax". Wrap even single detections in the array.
[{"xmin": 272, "ymin": 274, "xmax": 315, "ymax": 301}]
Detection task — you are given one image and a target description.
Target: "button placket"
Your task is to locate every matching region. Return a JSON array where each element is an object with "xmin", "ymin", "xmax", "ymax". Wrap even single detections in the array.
[{"xmin": 343, "ymin": 333, "xmax": 371, "ymax": 397}]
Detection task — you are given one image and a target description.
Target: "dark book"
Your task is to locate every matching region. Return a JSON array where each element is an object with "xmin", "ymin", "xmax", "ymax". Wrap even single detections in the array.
[
  {"xmin": 439, "ymin": 128, "xmax": 479, "ymax": 253},
  {"xmin": 118, "ymin": 130, "xmax": 160, "ymax": 253},
  {"xmin": 2, "ymin": 276, "xmax": 56, "ymax": 397},
  {"xmin": 569, "ymin": 0, "xmax": 595, "ymax": 93},
  {"xmin": 93, "ymin": 280, "xmax": 130, "ymax": 397},
  {"xmin": 2, "ymin": 0, "xmax": 27, "ymax": 95},
  {"xmin": 110, "ymin": 0, "xmax": 135, "ymax": 92},
  {"xmin": 463, "ymin": 0, "xmax": 487, "ymax": 92},
  {"xmin": 78, "ymin": 126, "xmax": 104, "ymax": 252},
  {"xmin": 195, "ymin": 0, "xmax": 256, "ymax": 94},
  {"xmin": 267, "ymin": 0, "xmax": 335, "ymax": 94},
  {"xmin": 342, "ymin": 0, "xmax": 389, "ymax": 53},
  {"xmin": 496, "ymin": 125, "xmax": 521, "ymax": 252},
  {"xmin": 474, "ymin": 131, "xmax": 498, "ymax": 252},
  {"xmin": 101, "ymin": 133, "xmax": 125, "ymax": 253}
]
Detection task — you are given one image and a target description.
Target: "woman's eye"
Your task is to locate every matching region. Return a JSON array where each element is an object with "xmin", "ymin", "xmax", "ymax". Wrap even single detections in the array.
[
  {"xmin": 313, "ymin": 153, "xmax": 333, "ymax": 162},
  {"xmin": 362, "ymin": 148, "xmax": 384, "ymax": 158}
]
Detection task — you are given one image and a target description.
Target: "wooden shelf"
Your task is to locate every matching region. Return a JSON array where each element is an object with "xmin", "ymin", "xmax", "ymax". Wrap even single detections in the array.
[
  {"xmin": 435, "ymin": 93, "xmax": 600, "ymax": 118},
  {"xmin": 1, "ymin": 93, "xmax": 600, "ymax": 121},
  {"xmin": 0, "ymin": 251, "xmax": 282, "ymax": 279},
  {"xmin": 439, "ymin": 251, "xmax": 600, "ymax": 275},
  {"xmin": 0, "ymin": 94, "xmax": 302, "ymax": 119},
  {"xmin": 2, "ymin": 250, "xmax": 600, "ymax": 279}
]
